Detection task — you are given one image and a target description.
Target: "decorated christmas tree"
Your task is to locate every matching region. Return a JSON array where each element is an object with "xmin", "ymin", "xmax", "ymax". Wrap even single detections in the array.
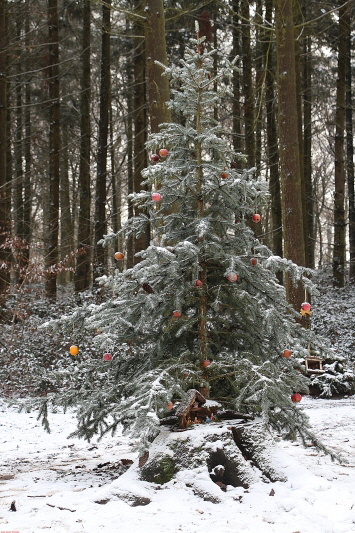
[{"xmin": 35, "ymin": 35, "xmax": 333, "ymax": 463}]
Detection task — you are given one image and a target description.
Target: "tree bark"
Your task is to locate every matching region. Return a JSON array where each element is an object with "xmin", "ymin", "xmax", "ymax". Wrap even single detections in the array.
[
  {"xmin": 24, "ymin": 4, "xmax": 31, "ymax": 265},
  {"xmin": 14, "ymin": 13, "xmax": 24, "ymax": 246},
  {"xmin": 126, "ymin": 54, "xmax": 134, "ymax": 269},
  {"xmin": 231, "ymin": 0, "xmax": 242, "ymax": 154},
  {"xmin": 0, "ymin": 0, "xmax": 10, "ymax": 300},
  {"xmin": 275, "ymin": 0, "xmax": 306, "ymax": 310},
  {"xmin": 59, "ymin": 122, "xmax": 74, "ymax": 285},
  {"xmin": 302, "ymin": 12, "xmax": 314, "ymax": 269},
  {"xmin": 333, "ymin": 0, "xmax": 347, "ymax": 288},
  {"xmin": 254, "ymin": 0, "xmax": 263, "ymax": 175},
  {"xmin": 133, "ymin": 25, "xmax": 149, "ymax": 264},
  {"xmin": 94, "ymin": 0, "xmax": 111, "ymax": 283},
  {"xmin": 75, "ymin": 0, "xmax": 91, "ymax": 292},
  {"xmin": 345, "ymin": 3, "xmax": 355, "ymax": 282},
  {"xmin": 45, "ymin": 0, "xmax": 60, "ymax": 298},
  {"xmin": 143, "ymin": 0, "xmax": 171, "ymax": 133},
  {"xmin": 241, "ymin": 0, "xmax": 255, "ymax": 168},
  {"xmin": 264, "ymin": 0, "xmax": 282, "ymax": 266}
]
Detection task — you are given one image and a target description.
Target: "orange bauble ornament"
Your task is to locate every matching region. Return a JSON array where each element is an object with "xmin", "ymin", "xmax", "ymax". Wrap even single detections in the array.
[
  {"xmin": 227, "ymin": 272, "xmax": 238, "ymax": 282},
  {"xmin": 172, "ymin": 310, "xmax": 182, "ymax": 318},
  {"xmin": 291, "ymin": 393, "xmax": 302, "ymax": 403},
  {"xmin": 114, "ymin": 252, "xmax": 124, "ymax": 260},
  {"xmin": 152, "ymin": 192, "xmax": 162, "ymax": 202},
  {"xmin": 201, "ymin": 360, "xmax": 211, "ymax": 368},
  {"xmin": 282, "ymin": 349, "xmax": 292, "ymax": 359},
  {"xmin": 220, "ymin": 172, "xmax": 229, "ymax": 179},
  {"xmin": 69, "ymin": 345, "xmax": 78, "ymax": 356},
  {"xmin": 159, "ymin": 148, "xmax": 169, "ymax": 157}
]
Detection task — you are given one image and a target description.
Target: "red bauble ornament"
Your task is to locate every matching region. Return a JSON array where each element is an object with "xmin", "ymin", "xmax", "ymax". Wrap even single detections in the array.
[
  {"xmin": 69, "ymin": 345, "xmax": 78, "ymax": 356},
  {"xmin": 251, "ymin": 258, "xmax": 257, "ymax": 266},
  {"xmin": 282, "ymin": 349, "xmax": 292, "ymax": 359},
  {"xmin": 194, "ymin": 279, "xmax": 203, "ymax": 287},
  {"xmin": 114, "ymin": 251, "xmax": 124, "ymax": 260},
  {"xmin": 301, "ymin": 302, "xmax": 311, "ymax": 311},
  {"xmin": 291, "ymin": 393, "xmax": 302, "ymax": 403},
  {"xmin": 172, "ymin": 310, "xmax": 182, "ymax": 318},
  {"xmin": 230, "ymin": 161, "xmax": 237, "ymax": 169},
  {"xmin": 103, "ymin": 353, "xmax": 112, "ymax": 361},
  {"xmin": 167, "ymin": 401, "xmax": 174, "ymax": 410},
  {"xmin": 201, "ymin": 360, "xmax": 211, "ymax": 368},
  {"xmin": 150, "ymin": 154, "xmax": 160, "ymax": 162},
  {"xmin": 151, "ymin": 192, "xmax": 162, "ymax": 202},
  {"xmin": 252, "ymin": 214, "xmax": 261, "ymax": 223},
  {"xmin": 220, "ymin": 172, "xmax": 229, "ymax": 179},
  {"xmin": 159, "ymin": 148, "xmax": 169, "ymax": 157},
  {"xmin": 227, "ymin": 272, "xmax": 238, "ymax": 282}
]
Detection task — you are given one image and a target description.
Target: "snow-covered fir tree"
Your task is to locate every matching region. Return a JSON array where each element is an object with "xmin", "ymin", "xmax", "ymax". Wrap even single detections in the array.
[{"xmin": 35, "ymin": 36, "xmax": 333, "ymax": 455}]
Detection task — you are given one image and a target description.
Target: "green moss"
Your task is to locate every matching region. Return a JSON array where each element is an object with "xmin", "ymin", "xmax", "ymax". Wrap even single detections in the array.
[{"xmin": 152, "ymin": 456, "xmax": 176, "ymax": 484}]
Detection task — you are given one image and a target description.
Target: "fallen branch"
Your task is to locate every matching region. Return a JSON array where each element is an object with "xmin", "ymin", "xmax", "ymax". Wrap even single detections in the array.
[{"xmin": 46, "ymin": 503, "xmax": 76, "ymax": 512}]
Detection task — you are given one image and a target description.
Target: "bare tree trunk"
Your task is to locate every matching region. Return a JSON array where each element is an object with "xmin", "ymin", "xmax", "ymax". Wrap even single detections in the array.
[
  {"xmin": 333, "ymin": 0, "xmax": 347, "ymax": 288},
  {"xmin": 75, "ymin": 0, "xmax": 91, "ymax": 292},
  {"xmin": 0, "ymin": 0, "xmax": 10, "ymax": 301},
  {"xmin": 302, "ymin": 8, "xmax": 314, "ymax": 269},
  {"xmin": 93, "ymin": 0, "xmax": 111, "ymax": 283},
  {"xmin": 254, "ymin": 0, "xmax": 263, "ymax": 174},
  {"xmin": 59, "ymin": 123, "xmax": 74, "ymax": 285},
  {"xmin": 14, "ymin": 13, "xmax": 24, "ymax": 249},
  {"xmin": 232, "ymin": 0, "xmax": 242, "ymax": 153},
  {"xmin": 132, "ymin": 24, "xmax": 149, "ymax": 264},
  {"xmin": 275, "ymin": 0, "xmax": 306, "ymax": 310},
  {"xmin": 24, "ymin": 3, "xmax": 31, "ymax": 265},
  {"xmin": 126, "ymin": 55, "xmax": 134, "ymax": 269},
  {"xmin": 143, "ymin": 0, "xmax": 171, "ymax": 133},
  {"xmin": 241, "ymin": 0, "xmax": 255, "ymax": 168},
  {"xmin": 264, "ymin": 0, "xmax": 282, "ymax": 267},
  {"xmin": 345, "ymin": 3, "xmax": 355, "ymax": 282},
  {"xmin": 45, "ymin": 0, "xmax": 60, "ymax": 298}
]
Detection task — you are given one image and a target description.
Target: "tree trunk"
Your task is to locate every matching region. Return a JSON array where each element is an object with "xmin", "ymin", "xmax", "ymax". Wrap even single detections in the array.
[
  {"xmin": 293, "ymin": 3, "xmax": 307, "ymax": 270},
  {"xmin": 345, "ymin": 3, "xmax": 355, "ymax": 282},
  {"xmin": 24, "ymin": 4, "xmax": 31, "ymax": 265},
  {"xmin": 45, "ymin": 0, "xmax": 60, "ymax": 298},
  {"xmin": 14, "ymin": 13, "xmax": 24, "ymax": 246},
  {"xmin": 59, "ymin": 123, "xmax": 74, "ymax": 285},
  {"xmin": 133, "ymin": 24, "xmax": 149, "ymax": 264},
  {"xmin": 241, "ymin": 0, "xmax": 255, "ymax": 168},
  {"xmin": 275, "ymin": 0, "xmax": 306, "ymax": 310},
  {"xmin": 94, "ymin": 0, "xmax": 111, "ymax": 283},
  {"xmin": 0, "ymin": 0, "xmax": 10, "ymax": 300},
  {"xmin": 232, "ymin": 0, "xmax": 242, "ymax": 153},
  {"xmin": 126, "ymin": 54, "xmax": 134, "ymax": 269},
  {"xmin": 264, "ymin": 0, "xmax": 282, "ymax": 267},
  {"xmin": 333, "ymin": 0, "xmax": 347, "ymax": 288},
  {"xmin": 75, "ymin": 0, "xmax": 91, "ymax": 293},
  {"xmin": 254, "ymin": 0, "xmax": 263, "ymax": 175},
  {"xmin": 103, "ymin": 423, "xmax": 286, "ymax": 507},
  {"xmin": 302, "ymin": 15, "xmax": 314, "ymax": 269},
  {"xmin": 143, "ymin": 0, "xmax": 171, "ymax": 133}
]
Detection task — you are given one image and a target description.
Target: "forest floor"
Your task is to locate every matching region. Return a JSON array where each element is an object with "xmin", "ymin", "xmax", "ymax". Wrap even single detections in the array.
[{"xmin": 0, "ymin": 396, "xmax": 355, "ymax": 533}]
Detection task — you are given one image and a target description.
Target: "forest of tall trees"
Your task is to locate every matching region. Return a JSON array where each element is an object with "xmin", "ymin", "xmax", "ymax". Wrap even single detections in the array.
[{"xmin": 0, "ymin": 0, "xmax": 354, "ymax": 313}]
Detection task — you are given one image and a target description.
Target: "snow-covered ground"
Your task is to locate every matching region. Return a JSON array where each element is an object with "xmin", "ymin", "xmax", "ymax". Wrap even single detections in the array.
[{"xmin": 1, "ymin": 396, "xmax": 355, "ymax": 533}]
